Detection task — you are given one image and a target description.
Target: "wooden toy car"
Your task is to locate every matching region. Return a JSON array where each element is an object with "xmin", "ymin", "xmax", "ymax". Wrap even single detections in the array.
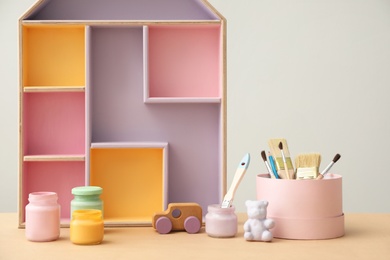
[{"xmin": 152, "ymin": 203, "xmax": 202, "ymax": 234}]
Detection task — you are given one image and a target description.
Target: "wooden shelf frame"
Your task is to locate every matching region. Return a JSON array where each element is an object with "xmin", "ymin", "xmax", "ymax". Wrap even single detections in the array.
[
  {"xmin": 18, "ymin": 0, "xmax": 227, "ymax": 228},
  {"xmin": 23, "ymin": 154, "xmax": 85, "ymax": 162},
  {"xmin": 23, "ymin": 86, "xmax": 85, "ymax": 92}
]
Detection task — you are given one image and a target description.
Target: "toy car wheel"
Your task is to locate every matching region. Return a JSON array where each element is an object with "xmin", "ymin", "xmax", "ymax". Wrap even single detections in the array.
[
  {"xmin": 184, "ymin": 216, "xmax": 201, "ymax": 234},
  {"xmin": 156, "ymin": 216, "xmax": 172, "ymax": 234}
]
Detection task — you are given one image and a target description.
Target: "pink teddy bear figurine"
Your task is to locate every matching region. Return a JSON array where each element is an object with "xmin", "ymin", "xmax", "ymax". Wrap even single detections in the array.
[{"xmin": 243, "ymin": 200, "xmax": 275, "ymax": 242}]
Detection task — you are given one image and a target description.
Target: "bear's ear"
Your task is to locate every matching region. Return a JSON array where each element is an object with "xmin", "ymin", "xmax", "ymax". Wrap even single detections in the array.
[
  {"xmin": 245, "ymin": 200, "xmax": 252, "ymax": 207},
  {"xmin": 262, "ymin": 200, "xmax": 269, "ymax": 206}
]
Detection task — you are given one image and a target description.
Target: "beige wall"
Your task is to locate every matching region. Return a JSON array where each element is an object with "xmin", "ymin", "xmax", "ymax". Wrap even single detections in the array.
[{"xmin": 1, "ymin": 0, "xmax": 389, "ymax": 213}]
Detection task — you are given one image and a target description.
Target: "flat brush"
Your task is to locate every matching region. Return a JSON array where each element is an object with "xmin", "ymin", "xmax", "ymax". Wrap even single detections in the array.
[
  {"xmin": 295, "ymin": 153, "xmax": 321, "ymax": 180},
  {"xmin": 268, "ymin": 138, "xmax": 294, "ymax": 179},
  {"xmin": 316, "ymin": 154, "xmax": 341, "ymax": 180},
  {"xmin": 261, "ymin": 150, "xmax": 278, "ymax": 179},
  {"xmin": 278, "ymin": 141, "xmax": 291, "ymax": 179}
]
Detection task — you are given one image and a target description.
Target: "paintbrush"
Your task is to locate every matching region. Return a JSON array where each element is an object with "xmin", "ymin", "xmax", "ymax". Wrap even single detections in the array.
[
  {"xmin": 221, "ymin": 153, "xmax": 250, "ymax": 208},
  {"xmin": 268, "ymin": 138, "xmax": 294, "ymax": 179},
  {"xmin": 278, "ymin": 141, "xmax": 291, "ymax": 179},
  {"xmin": 295, "ymin": 153, "xmax": 321, "ymax": 180},
  {"xmin": 316, "ymin": 154, "xmax": 341, "ymax": 180},
  {"xmin": 268, "ymin": 151, "xmax": 279, "ymax": 179},
  {"xmin": 261, "ymin": 150, "xmax": 277, "ymax": 179}
]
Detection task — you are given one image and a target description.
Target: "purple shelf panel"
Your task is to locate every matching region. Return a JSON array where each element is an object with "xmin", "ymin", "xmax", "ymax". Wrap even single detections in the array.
[
  {"xmin": 88, "ymin": 26, "xmax": 222, "ymax": 213},
  {"xmin": 26, "ymin": 0, "xmax": 219, "ymax": 21}
]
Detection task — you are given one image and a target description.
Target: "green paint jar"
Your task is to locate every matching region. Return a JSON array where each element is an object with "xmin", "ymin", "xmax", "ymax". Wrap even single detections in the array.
[{"xmin": 71, "ymin": 186, "xmax": 103, "ymax": 218}]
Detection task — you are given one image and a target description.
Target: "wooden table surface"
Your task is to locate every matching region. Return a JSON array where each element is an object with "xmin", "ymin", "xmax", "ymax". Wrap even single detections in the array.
[{"xmin": 1, "ymin": 213, "xmax": 389, "ymax": 260}]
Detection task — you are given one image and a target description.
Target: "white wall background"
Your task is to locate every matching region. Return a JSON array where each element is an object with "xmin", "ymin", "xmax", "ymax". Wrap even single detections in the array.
[{"xmin": 1, "ymin": 0, "xmax": 389, "ymax": 213}]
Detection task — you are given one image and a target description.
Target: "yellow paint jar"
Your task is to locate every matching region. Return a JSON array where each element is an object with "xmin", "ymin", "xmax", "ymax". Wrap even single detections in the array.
[{"xmin": 70, "ymin": 209, "xmax": 104, "ymax": 245}]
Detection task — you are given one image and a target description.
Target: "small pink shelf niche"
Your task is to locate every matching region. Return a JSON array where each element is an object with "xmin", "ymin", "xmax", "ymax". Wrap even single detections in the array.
[
  {"xmin": 144, "ymin": 24, "xmax": 222, "ymax": 103},
  {"xmin": 22, "ymin": 92, "xmax": 85, "ymax": 159},
  {"xmin": 19, "ymin": 0, "xmax": 226, "ymax": 228},
  {"xmin": 22, "ymin": 161, "xmax": 85, "ymax": 225}
]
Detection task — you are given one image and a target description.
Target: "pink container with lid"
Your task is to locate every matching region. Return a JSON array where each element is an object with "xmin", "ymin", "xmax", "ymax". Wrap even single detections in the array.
[
  {"xmin": 256, "ymin": 173, "xmax": 344, "ymax": 240},
  {"xmin": 25, "ymin": 192, "xmax": 60, "ymax": 242}
]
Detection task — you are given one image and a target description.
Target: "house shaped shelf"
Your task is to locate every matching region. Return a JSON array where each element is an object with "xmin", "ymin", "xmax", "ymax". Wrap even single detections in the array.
[{"xmin": 19, "ymin": 0, "xmax": 226, "ymax": 227}]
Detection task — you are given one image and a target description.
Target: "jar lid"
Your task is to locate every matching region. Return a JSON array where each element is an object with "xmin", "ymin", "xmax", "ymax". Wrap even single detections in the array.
[
  {"xmin": 28, "ymin": 191, "xmax": 58, "ymax": 201},
  {"xmin": 72, "ymin": 186, "xmax": 102, "ymax": 195}
]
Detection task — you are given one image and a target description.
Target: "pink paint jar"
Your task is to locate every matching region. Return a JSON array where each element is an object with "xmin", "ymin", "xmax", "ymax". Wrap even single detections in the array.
[
  {"xmin": 25, "ymin": 192, "xmax": 60, "ymax": 242},
  {"xmin": 205, "ymin": 204, "xmax": 237, "ymax": 238}
]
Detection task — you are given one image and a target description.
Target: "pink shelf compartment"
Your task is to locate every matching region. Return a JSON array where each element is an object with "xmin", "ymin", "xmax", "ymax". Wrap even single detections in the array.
[
  {"xmin": 144, "ymin": 24, "xmax": 222, "ymax": 103},
  {"xmin": 22, "ymin": 92, "xmax": 86, "ymax": 157},
  {"xmin": 21, "ymin": 161, "xmax": 86, "ymax": 224}
]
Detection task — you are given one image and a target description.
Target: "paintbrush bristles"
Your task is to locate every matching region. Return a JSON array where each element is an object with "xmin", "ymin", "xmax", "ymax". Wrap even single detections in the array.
[
  {"xmin": 295, "ymin": 153, "xmax": 322, "ymax": 168},
  {"xmin": 333, "ymin": 154, "xmax": 341, "ymax": 163},
  {"xmin": 261, "ymin": 150, "xmax": 267, "ymax": 161},
  {"xmin": 295, "ymin": 153, "xmax": 321, "ymax": 180}
]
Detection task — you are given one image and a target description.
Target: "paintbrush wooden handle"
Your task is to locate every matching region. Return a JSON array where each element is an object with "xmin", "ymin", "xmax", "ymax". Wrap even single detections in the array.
[
  {"xmin": 283, "ymin": 161, "xmax": 290, "ymax": 179},
  {"xmin": 280, "ymin": 151, "xmax": 290, "ymax": 179}
]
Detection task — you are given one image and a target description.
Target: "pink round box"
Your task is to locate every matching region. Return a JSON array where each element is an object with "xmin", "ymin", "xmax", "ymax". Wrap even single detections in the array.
[{"xmin": 256, "ymin": 173, "xmax": 344, "ymax": 240}]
